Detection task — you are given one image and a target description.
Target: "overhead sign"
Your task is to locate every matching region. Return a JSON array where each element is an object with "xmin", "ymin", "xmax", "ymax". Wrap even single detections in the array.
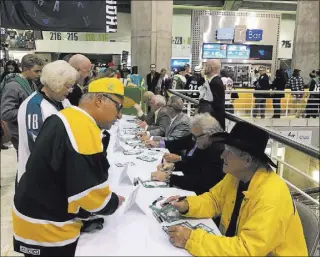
[
  {"xmin": 1, "ymin": 0, "xmax": 117, "ymax": 33},
  {"xmin": 234, "ymin": 25, "xmax": 247, "ymax": 43},
  {"xmin": 246, "ymin": 29, "xmax": 263, "ymax": 41},
  {"xmin": 216, "ymin": 28, "xmax": 234, "ymax": 40},
  {"xmin": 43, "ymin": 31, "xmax": 108, "ymax": 41}
]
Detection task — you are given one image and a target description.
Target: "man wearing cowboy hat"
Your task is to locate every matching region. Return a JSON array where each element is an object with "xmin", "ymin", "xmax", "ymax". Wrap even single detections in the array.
[{"xmin": 163, "ymin": 121, "xmax": 307, "ymax": 256}]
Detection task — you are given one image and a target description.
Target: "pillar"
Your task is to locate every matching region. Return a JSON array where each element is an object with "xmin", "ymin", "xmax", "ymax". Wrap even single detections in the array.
[
  {"xmin": 131, "ymin": 0, "xmax": 173, "ymax": 82},
  {"xmin": 292, "ymin": 1, "xmax": 320, "ymax": 82}
]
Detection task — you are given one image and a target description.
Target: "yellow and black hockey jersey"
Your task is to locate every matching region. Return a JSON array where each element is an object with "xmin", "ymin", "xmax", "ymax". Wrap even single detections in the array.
[{"xmin": 13, "ymin": 106, "xmax": 119, "ymax": 256}]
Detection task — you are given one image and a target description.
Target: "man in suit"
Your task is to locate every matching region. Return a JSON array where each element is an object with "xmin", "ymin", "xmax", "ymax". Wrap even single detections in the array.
[
  {"xmin": 133, "ymin": 91, "xmax": 154, "ymax": 124},
  {"xmin": 146, "ymin": 64, "xmax": 160, "ymax": 93},
  {"xmin": 145, "ymin": 96, "xmax": 191, "ymax": 150},
  {"xmin": 137, "ymin": 95, "xmax": 170, "ymax": 137},
  {"xmin": 198, "ymin": 59, "xmax": 225, "ymax": 129},
  {"xmin": 151, "ymin": 113, "xmax": 225, "ymax": 195}
]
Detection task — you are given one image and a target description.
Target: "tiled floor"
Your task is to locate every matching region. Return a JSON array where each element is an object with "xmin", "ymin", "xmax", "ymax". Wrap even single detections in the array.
[{"xmin": 1, "ymin": 148, "xmax": 22, "ymax": 256}]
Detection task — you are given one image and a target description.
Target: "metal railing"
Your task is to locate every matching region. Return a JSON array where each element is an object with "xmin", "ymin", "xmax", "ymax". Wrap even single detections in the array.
[
  {"xmin": 174, "ymin": 89, "xmax": 320, "ymax": 119},
  {"xmin": 168, "ymin": 89, "xmax": 320, "ymax": 208}
]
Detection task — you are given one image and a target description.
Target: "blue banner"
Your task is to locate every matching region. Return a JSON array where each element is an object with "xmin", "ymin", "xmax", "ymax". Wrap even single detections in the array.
[{"xmin": 246, "ymin": 29, "xmax": 263, "ymax": 41}]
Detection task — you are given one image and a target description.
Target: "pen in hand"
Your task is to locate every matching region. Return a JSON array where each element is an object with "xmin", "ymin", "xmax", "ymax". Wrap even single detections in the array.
[{"xmin": 162, "ymin": 196, "xmax": 187, "ymax": 207}]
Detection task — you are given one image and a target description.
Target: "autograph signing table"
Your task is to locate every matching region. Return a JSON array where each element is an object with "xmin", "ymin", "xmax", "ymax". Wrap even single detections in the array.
[{"xmin": 75, "ymin": 115, "xmax": 221, "ymax": 256}]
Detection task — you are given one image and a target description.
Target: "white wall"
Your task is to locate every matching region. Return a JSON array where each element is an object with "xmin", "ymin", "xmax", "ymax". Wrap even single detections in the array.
[
  {"xmin": 171, "ymin": 14, "xmax": 191, "ymax": 58},
  {"xmin": 278, "ymin": 19, "xmax": 295, "ymax": 59}
]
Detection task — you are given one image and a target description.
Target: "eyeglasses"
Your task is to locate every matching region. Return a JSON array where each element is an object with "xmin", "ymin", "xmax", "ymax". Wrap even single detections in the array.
[
  {"xmin": 64, "ymin": 84, "xmax": 74, "ymax": 93},
  {"xmin": 192, "ymin": 133, "xmax": 206, "ymax": 141},
  {"xmin": 102, "ymin": 94, "xmax": 123, "ymax": 113}
]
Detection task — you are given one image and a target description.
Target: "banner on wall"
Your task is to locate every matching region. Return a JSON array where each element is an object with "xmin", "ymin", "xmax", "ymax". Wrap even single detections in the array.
[{"xmin": 0, "ymin": 0, "xmax": 118, "ymax": 33}]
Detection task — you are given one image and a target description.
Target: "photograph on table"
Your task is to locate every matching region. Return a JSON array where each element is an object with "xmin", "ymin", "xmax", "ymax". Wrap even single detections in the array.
[
  {"xmin": 194, "ymin": 223, "xmax": 216, "ymax": 234},
  {"xmin": 162, "ymin": 221, "xmax": 194, "ymax": 234},
  {"xmin": 115, "ymin": 162, "xmax": 135, "ymax": 167},
  {"xmin": 149, "ymin": 203, "xmax": 182, "ymax": 223},
  {"xmin": 134, "ymin": 177, "xmax": 169, "ymax": 188},
  {"xmin": 137, "ymin": 155, "xmax": 158, "ymax": 162},
  {"xmin": 123, "ymin": 149, "xmax": 144, "ymax": 155}
]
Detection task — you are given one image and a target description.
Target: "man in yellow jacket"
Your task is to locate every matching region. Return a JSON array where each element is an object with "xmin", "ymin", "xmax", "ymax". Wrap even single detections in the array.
[{"xmin": 165, "ymin": 121, "xmax": 308, "ymax": 256}]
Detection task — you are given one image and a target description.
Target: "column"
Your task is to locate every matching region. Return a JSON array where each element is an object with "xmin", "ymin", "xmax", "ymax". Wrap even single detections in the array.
[
  {"xmin": 292, "ymin": 1, "xmax": 320, "ymax": 82},
  {"xmin": 131, "ymin": 0, "xmax": 173, "ymax": 81}
]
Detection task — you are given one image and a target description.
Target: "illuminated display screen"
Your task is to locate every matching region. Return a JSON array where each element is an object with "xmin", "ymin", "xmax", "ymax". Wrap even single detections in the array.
[
  {"xmin": 202, "ymin": 43, "xmax": 227, "ymax": 59},
  {"xmin": 226, "ymin": 44, "xmax": 250, "ymax": 59}
]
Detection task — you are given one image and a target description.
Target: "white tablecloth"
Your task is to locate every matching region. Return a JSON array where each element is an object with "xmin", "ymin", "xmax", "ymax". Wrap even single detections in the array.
[{"xmin": 75, "ymin": 115, "xmax": 221, "ymax": 256}]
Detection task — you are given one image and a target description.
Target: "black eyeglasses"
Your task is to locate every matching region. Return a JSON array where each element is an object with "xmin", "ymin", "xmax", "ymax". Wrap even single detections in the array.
[
  {"xmin": 102, "ymin": 94, "xmax": 123, "ymax": 112},
  {"xmin": 192, "ymin": 133, "xmax": 206, "ymax": 141}
]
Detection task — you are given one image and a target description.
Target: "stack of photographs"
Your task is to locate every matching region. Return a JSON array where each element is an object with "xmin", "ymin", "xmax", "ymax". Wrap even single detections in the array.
[{"xmin": 136, "ymin": 155, "xmax": 158, "ymax": 162}]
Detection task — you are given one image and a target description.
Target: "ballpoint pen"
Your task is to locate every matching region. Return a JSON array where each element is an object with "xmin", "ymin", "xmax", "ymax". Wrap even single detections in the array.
[{"xmin": 162, "ymin": 196, "xmax": 187, "ymax": 206}]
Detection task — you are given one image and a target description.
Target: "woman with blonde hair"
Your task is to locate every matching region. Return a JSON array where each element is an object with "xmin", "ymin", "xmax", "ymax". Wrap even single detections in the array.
[{"xmin": 17, "ymin": 60, "xmax": 78, "ymax": 184}]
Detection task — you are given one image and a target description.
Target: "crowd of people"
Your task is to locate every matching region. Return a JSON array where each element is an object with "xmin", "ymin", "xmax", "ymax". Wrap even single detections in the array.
[{"xmin": 0, "ymin": 53, "xmax": 310, "ymax": 256}]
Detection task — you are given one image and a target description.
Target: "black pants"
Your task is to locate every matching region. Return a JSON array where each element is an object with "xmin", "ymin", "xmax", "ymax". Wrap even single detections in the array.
[
  {"xmin": 272, "ymin": 98, "xmax": 281, "ymax": 118},
  {"xmin": 253, "ymin": 99, "xmax": 266, "ymax": 118}
]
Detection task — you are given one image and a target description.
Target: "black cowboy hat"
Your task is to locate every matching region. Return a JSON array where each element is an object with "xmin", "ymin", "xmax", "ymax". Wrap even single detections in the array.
[{"xmin": 211, "ymin": 121, "xmax": 277, "ymax": 168}]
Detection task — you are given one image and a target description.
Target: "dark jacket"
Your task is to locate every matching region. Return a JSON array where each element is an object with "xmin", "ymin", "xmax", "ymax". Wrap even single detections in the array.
[
  {"xmin": 169, "ymin": 142, "xmax": 225, "ymax": 195},
  {"xmin": 66, "ymin": 84, "xmax": 83, "ymax": 106},
  {"xmin": 199, "ymin": 76, "xmax": 225, "ymax": 129},
  {"xmin": 254, "ymin": 73, "xmax": 270, "ymax": 98},
  {"xmin": 164, "ymin": 134, "xmax": 194, "ymax": 155},
  {"xmin": 272, "ymin": 77, "xmax": 286, "ymax": 98},
  {"xmin": 146, "ymin": 72, "xmax": 160, "ymax": 93},
  {"xmin": 1, "ymin": 74, "xmax": 37, "ymax": 147}
]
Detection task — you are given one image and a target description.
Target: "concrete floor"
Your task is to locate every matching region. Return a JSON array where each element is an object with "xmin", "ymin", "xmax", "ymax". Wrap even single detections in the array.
[{"xmin": 1, "ymin": 147, "xmax": 22, "ymax": 256}]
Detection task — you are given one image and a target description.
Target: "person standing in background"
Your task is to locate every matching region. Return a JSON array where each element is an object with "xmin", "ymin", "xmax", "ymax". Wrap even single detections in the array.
[
  {"xmin": 306, "ymin": 69, "xmax": 320, "ymax": 118},
  {"xmin": 172, "ymin": 67, "xmax": 187, "ymax": 90},
  {"xmin": 184, "ymin": 64, "xmax": 192, "ymax": 80},
  {"xmin": 66, "ymin": 54, "xmax": 92, "ymax": 106},
  {"xmin": 221, "ymin": 69, "xmax": 235, "ymax": 114},
  {"xmin": 127, "ymin": 66, "xmax": 145, "ymax": 87},
  {"xmin": 1, "ymin": 54, "xmax": 44, "ymax": 151},
  {"xmin": 156, "ymin": 68, "xmax": 171, "ymax": 97},
  {"xmin": 185, "ymin": 66, "xmax": 205, "ymax": 99},
  {"xmin": 146, "ymin": 64, "xmax": 160, "ymax": 93},
  {"xmin": 0, "ymin": 60, "xmax": 21, "ymax": 150},
  {"xmin": 272, "ymin": 69, "xmax": 287, "ymax": 118},
  {"xmin": 0, "ymin": 60, "xmax": 21, "ymax": 83},
  {"xmin": 253, "ymin": 67, "xmax": 270, "ymax": 119},
  {"xmin": 286, "ymin": 69, "xmax": 305, "ymax": 118},
  {"xmin": 198, "ymin": 60, "xmax": 225, "ymax": 129}
]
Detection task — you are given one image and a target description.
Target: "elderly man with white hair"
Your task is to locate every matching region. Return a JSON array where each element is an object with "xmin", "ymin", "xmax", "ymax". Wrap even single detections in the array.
[
  {"xmin": 137, "ymin": 94, "xmax": 170, "ymax": 138},
  {"xmin": 163, "ymin": 122, "xmax": 307, "ymax": 256},
  {"xmin": 17, "ymin": 60, "xmax": 78, "ymax": 183},
  {"xmin": 151, "ymin": 113, "xmax": 225, "ymax": 195}
]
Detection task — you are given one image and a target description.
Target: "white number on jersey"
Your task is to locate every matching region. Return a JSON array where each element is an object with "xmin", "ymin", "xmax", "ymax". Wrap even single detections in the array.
[{"xmin": 27, "ymin": 114, "xmax": 39, "ymax": 130}]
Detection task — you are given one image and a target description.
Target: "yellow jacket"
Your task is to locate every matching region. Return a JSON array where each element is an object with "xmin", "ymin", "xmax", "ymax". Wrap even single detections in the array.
[{"xmin": 184, "ymin": 169, "xmax": 308, "ymax": 256}]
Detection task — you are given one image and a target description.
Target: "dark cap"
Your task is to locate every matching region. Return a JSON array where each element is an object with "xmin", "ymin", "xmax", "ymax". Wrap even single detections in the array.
[
  {"xmin": 293, "ymin": 69, "xmax": 301, "ymax": 73},
  {"xmin": 178, "ymin": 66, "xmax": 186, "ymax": 72}
]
